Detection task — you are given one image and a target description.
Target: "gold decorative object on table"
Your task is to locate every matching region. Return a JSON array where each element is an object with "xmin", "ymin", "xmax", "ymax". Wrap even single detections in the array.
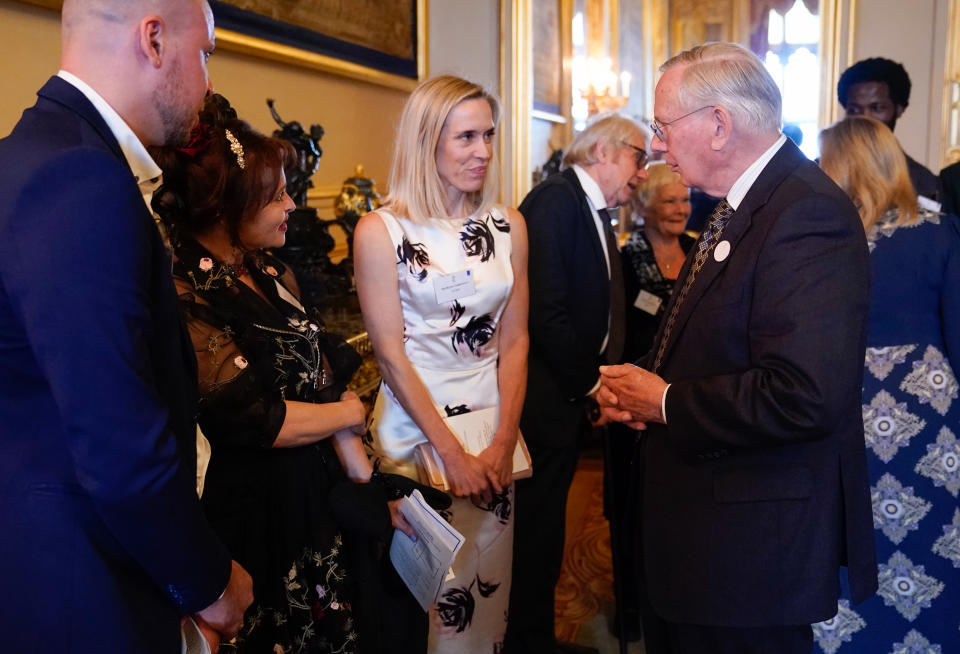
[{"xmin": 334, "ymin": 164, "xmax": 382, "ymax": 256}]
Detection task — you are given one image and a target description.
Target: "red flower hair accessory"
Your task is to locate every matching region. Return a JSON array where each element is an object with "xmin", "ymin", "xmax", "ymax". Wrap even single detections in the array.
[{"xmin": 177, "ymin": 122, "xmax": 213, "ymax": 158}]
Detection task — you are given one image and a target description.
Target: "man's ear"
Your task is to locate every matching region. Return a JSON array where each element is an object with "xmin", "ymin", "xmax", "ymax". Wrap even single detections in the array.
[
  {"xmin": 594, "ymin": 139, "xmax": 611, "ymax": 164},
  {"xmin": 709, "ymin": 105, "xmax": 733, "ymax": 151},
  {"xmin": 138, "ymin": 16, "xmax": 165, "ymax": 68}
]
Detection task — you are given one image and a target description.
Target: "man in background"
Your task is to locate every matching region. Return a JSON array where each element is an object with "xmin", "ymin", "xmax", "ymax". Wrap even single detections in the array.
[
  {"xmin": 507, "ymin": 114, "xmax": 647, "ymax": 654},
  {"xmin": 838, "ymin": 57, "xmax": 944, "ymax": 205},
  {"xmin": 0, "ymin": 1, "xmax": 252, "ymax": 650}
]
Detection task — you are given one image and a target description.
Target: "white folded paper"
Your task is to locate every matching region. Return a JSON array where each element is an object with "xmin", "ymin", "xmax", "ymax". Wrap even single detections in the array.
[{"xmin": 389, "ymin": 489, "xmax": 465, "ymax": 611}]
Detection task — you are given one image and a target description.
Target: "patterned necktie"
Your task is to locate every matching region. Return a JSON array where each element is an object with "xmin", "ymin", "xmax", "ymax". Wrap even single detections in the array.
[
  {"xmin": 600, "ymin": 208, "xmax": 626, "ymax": 364},
  {"xmin": 651, "ymin": 199, "xmax": 734, "ymax": 373}
]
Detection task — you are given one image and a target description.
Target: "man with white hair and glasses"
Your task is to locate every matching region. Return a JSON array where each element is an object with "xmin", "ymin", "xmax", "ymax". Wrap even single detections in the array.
[{"xmin": 598, "ymin": 43, "xmax": 878, "ymax": 653}]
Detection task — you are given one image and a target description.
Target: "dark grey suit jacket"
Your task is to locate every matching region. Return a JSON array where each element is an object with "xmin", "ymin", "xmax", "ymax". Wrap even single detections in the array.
[{"xmin": 640, "ymin": 140, "xmax": 878, "ymax": 626}]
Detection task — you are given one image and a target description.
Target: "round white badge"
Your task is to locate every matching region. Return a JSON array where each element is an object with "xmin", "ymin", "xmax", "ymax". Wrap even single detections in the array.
[{"xmin": 714, "ymin": 240, "xmax": 731, "ymax": 262}]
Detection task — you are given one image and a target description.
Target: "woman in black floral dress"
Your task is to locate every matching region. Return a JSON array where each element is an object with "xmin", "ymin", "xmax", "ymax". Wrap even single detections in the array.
[
  {"xmin": 152, "ymin": 96, "xmax": 400, "ymax": 654},
  {"xmin": 621, "ymin": 163, "xmax": 695, "ymax": 361}
]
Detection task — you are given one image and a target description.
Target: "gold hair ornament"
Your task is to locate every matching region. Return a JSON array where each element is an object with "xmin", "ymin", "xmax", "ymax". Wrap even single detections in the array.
[{"xmin": 225, "ymin": 129, "xmax": 245, "ymax": 169}]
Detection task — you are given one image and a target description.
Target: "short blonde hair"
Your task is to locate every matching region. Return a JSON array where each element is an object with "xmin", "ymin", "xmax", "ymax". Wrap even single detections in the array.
[
  {"xmin": 662, "ymin": 42, "xmax": 782, "ymax": 134},
  {"xmin": 563, "ymin": 113, "xmax": 646, "ymax": 168},
  {"xmin": 819, "ymin": 116, "xmax": 918, "ymax": 231},
  {"xmin": 385, "ymin": 75, "xmax": 501, "ymax": 222},
  {"xmin": 634, "ymin": 163, "xmax": 685, "ymax": 209}
]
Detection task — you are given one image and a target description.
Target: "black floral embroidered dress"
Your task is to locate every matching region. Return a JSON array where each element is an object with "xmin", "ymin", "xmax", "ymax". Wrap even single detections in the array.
[
  {"xmin": 366, "ymin": 208, "xmax": 515, "ymax": 653},
  {"xmin": 172, "ymin": 238, "xmax": 362, "ymax": 654}
]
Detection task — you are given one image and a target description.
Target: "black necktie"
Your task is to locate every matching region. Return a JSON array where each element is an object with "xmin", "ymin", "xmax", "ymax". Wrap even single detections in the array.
[
  {"xmin": 600, "ymin": 208, "xmax": 625, "ymax": 364},
  {"xmin": 651, "ymin": 199, "xmax": 734, "ymax": 373}
]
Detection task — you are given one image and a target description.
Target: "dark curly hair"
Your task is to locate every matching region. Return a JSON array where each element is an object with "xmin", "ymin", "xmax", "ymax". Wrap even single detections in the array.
[
  {"xmin": 837, "ymin": 57, "xmax": 911, "ymax": 110},
  {"xmin": 150, "ymin": 94, "xmax": 296, "ymax": 248}
]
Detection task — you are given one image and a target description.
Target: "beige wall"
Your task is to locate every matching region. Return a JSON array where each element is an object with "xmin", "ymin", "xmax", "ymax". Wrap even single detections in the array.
[
  {"xmin": 847, "ymin": 0, "xmax": 951, "ymax": 171},
  {"xmin": 0, "ymin": 1, "xmax": 409, "ymax": 218}
]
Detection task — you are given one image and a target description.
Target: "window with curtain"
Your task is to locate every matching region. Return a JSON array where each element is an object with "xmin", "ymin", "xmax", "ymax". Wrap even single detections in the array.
[{"xmin": 752, "ymin": 0, "xmax": 821, "ymax": 160}]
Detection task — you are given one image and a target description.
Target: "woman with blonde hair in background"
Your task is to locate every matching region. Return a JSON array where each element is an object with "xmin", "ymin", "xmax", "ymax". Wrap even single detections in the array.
[
  {"xmin": 815, "ymin": 116, "xmax": 960, "ymax": 653},
  {"xmin": 354, "ymin": 75, "xmax": 528, "ymax": 653}
]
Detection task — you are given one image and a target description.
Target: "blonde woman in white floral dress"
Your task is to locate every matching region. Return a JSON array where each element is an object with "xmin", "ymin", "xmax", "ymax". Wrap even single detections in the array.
[{"xmin": 355, "ymin": 75, "xmax": 528, "ymax": 653}]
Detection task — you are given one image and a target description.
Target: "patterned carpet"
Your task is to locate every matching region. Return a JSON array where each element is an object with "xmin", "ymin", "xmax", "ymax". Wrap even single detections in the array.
[{"xmin": 555, "ymin": 451, "xmax": 646, "ymax": 653}]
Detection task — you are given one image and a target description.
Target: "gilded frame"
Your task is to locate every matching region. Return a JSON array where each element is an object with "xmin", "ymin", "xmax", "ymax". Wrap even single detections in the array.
[{"xmin": 13, "ymin": 0, "xmax": 427, "ymax": 92}]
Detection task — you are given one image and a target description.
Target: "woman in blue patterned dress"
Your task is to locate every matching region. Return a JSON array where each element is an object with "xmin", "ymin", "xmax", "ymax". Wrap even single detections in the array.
[
  {"xmin": 354, "ymin": 75, "xmax": 528, "ymax": 654},
  {"xmin": 814, "ymin": 116, "xmax": 960, "ymax": 653}
]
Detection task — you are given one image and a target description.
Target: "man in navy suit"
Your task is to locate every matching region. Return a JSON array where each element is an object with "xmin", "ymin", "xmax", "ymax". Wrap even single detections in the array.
[
  {"xmin": 599, "ymin": 43, "xmax": 877, "ymax": 653},
  {"xmin": 506, "ymin": 114, "xmax": 648, "ymax": 653},
  {"xmin": 0, "ymin": 1, "xmax": 252, "ymax": 651}
]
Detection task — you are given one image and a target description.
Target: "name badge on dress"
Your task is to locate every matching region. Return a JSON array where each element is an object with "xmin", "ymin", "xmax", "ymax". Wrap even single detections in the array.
[
  {"xmin": 634, "ymin": 289, "xmax": 662, "ymax": 315},
  {"xmin": 434, "ymin": 269, "xmax": 477, "ymax": 304}
]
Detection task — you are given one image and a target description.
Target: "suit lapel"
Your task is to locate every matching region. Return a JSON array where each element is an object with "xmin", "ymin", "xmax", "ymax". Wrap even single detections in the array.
[
  {"xmin": 653, "ymin": 140, "xmax": 806, "ymax": 371},
  {"xmin": 37, "ymin": 76, "xmax": 127, "ymax": 164},
  {"xmin": 561, "ymin": 167, "xmax": 608, "ymax": 280},
  {"xmin": 40, "ymin": 77, "xmax": 201, "ymax": 387}
]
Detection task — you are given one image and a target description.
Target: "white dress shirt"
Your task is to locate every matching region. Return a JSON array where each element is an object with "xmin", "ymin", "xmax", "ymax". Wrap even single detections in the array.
[{"xmin": 572, "ymin": 164, "xmax": 615, "ymax": 395}]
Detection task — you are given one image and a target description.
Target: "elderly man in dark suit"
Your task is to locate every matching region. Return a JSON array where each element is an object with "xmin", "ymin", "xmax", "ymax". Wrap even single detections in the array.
[
  {"xmin": 599, "ymin": 43, "xmax": 878, "ymax": 653},
  {"xmin": 0, "ymin": 1, "xmax": 252, "ymax": 651},
  {"xmin": 506, "ymin": 114, "xmax": 648, "ymax": 654}
]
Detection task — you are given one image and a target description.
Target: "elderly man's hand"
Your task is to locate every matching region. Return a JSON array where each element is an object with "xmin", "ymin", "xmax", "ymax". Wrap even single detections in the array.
[{"xmin": 598, "ymin": 364, "xmax": 669, "ymax": 429}]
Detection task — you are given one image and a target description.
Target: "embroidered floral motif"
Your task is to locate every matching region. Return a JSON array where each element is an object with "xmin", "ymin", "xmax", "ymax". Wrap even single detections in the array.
[
  {"xmin": 863, "ymin": 390, "xmax": 926, "ymax": 463},
  {"xmin": 397, "ymin": 236, "xmax": 430, "ymax": 282},
  {"xmin": 460, "ymin": 215, "xmax": 496, "ymax": 262},
  {"xmin": 449, "ymin": 299, "xmax": 466, "ymax": 326},
  {"xmin": 474, "ymin": 487, "xmax": 512, "ymax": 525},
  {"xmin": 865, "ymin": 345, "xmax": 917, "ymax": 381},
  {"xmin": 812, "ymin": 600, "xmax": 866, "ymax": 654},
  {"xmin": 451, "ymin": 314, "xmax": 495, "ymax": 356},
  {"xmin": 877, "ymin": 551, "xmax": 944, "ymax": 621},
  {"xmin": 872, "ymin": 473, "xmax": 932, "ymax": 544},
  {"xmin": 226, "ymin": 544, "xmax": 355, "ymax": 654},
  {"xmin": 437, "ymin": 585, "xmax": 475, "ymax": 633},
  {"xmin": 890, "ymin": 628, "xmax": 943, "ymax": 653},
  {"xmin": 900, "ymin": 346, "xmax": 958, "ymax": 416},
  {"xmin": 490, "ymin": 211, "xmax": 511, "ymax": 233},
  {"xmin": 476, "ymin": 575, "xmax": 501, "ymax": 598},
  {"xmin": 264, "ymin": 265, "xmax": 279, "ymax": 277},
  {"xmin": 233, "ymin": 355, "xmax": 249, "ymax": 370},
  {"xmin": 932, "ymin": 508, "xmax": 960, "ymax": 568},
  {"xmin": 199, "ymin": 257, "xmax": 214, "ymax": 271},
  {"xmin": 444, "ymin": 404, "xmax": 471, "ymax": 417},
  {"xmin": 866, "ymin": 207, "xmax": 942, "ymax": 252},
  {"xmin": 915, "ymin": 426, "xmax": 960, "ymax": 497}
]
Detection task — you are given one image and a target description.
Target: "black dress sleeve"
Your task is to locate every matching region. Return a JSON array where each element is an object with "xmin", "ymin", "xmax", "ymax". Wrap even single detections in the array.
[{"xmin": 176, "ymin": 281, "xmax": 287, "ymax": 450}]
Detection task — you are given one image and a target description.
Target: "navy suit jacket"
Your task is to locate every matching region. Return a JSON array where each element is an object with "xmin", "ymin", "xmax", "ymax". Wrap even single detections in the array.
[
  {"xmin": 941, "ymin": 160, "xmax": 960, "ymax": 215},
  {"xmin": 640, "ymin": 140, "xmax": 878, "ymax": 626},
  {"xmin": 0, "ymin": 77, "xmax": 231, "ymax": 652},
  {"xmin": 521, "ymin": 167, "xmax": 610, "ymax": 450}
]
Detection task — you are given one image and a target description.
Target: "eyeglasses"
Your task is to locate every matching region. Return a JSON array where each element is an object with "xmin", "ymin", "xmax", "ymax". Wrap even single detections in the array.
[
  {"xmin": 622, "ymin": 142, "xmax": 648, "ymax": 169},
  {"xmin": 649, "ymin": 105, "xmax": 714, "ymax": 142}
]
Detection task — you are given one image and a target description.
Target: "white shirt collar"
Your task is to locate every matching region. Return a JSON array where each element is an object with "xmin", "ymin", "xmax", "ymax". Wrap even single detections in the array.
[
  {"xmin": 57, "ymin": 70, "xmax": 163, "ymax": 203},
  {"xmin": 726, "ymin": 134, "xmax": 787, "ymax": 210},
  {"xmin": 572, "ymin": 163, "xmax": 610, "ymax": 213}
]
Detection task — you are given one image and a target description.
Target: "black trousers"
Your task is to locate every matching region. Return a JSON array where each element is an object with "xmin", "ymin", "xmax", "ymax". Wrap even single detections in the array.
[
  {"xmin": 505, "ymin": 433, "xmax": 585, "ymax": 653},
  {"xmin": 646, "ymin": 620, "xmax": 813, "ymax": 654}
]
